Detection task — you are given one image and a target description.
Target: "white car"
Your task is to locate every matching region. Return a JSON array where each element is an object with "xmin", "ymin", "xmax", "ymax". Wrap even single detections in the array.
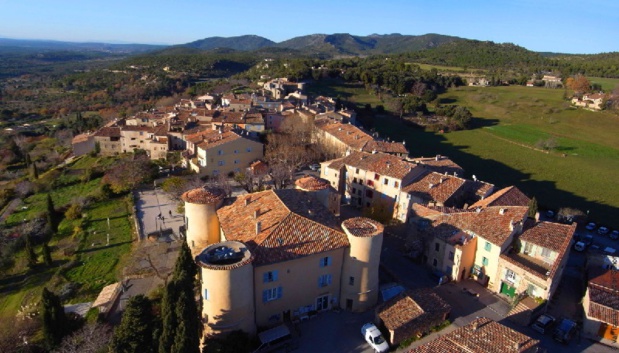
[
  {"xmin": 309, "ymin": 164, "xmax": 321, "ymax": 171},
  {"xmin": 361, "ymin": 323, "xmax": 389, "ymax": 353},
  {"xmin": 598, "ymin": 226, "xmax": 609, "ymax": 235},
  {"xmin": 574, "ymin": 241, "xmax": 586, "ymax": 252}
]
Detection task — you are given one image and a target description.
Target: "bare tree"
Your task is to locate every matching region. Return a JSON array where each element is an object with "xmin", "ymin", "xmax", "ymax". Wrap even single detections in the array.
[{"xmin": 53, "ymin": 322, "xmax": 112, "ymax": 353}]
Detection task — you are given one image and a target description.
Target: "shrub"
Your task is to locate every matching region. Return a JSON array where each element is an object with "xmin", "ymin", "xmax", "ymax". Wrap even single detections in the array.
[{"xmin": 65, "ymin": 203, "xmax": 82, "ymax": 220}]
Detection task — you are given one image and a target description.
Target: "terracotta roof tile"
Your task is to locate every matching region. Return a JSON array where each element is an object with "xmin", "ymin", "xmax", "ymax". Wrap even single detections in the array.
[
  {"xmin": 342, "ymin": 217, "xmax": 384, "ymax": 238},
  {"xmin": 588, "ymin": 269, "xmax": 619, "ymax": 326},
  {"xmin": 217, "ymin": 189, "xmax": 348, "ymax": 266},
  {"xmin": 423, "ymin": 206, "xmax": 528, "ymax": 246},
  {"xmin": 377, "ymin": 289, "xmax": 450, "ymax": 331},
  {"xmin": 402, "ymin": 172, "xmax": 468, "ymax": 205},
  {"xmin": 408, "ymin": 317, "xmax": 539, "ymax": 353},
  {"xmin": 315, "ymin": 121, "xmax": 373, "ymax": 150},
  {"xmin": 182, "ymin": 187, "xmax": 225, "ymax": 204},
  {"xmin": 94, "ymin": 127, "xmax": 121, "ymax": 138},
  {"xmin": 362, "ymin": 140, "xmax": 408, "ymax": 155},
  {"xmin": 337, "ymin": 151, "xmax": 420, "ymax": 180},
  {"xmin": 469, "ymin": 186, "xmax": 530, "ymax": 209},
  {"xmin": 295, "ymin": 175, "xmax": 330, "ymax": 191},
  {"xmin": 410, "ymin": 155, "xmax": 464, "ymax": 175}
]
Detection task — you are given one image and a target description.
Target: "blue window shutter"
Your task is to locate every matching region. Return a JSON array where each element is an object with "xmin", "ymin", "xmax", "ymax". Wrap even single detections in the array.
[
  {"xmin": 273, "ymin": 270, "xmax": 278, "ymax": 281},
  {"xmin": 263, "ymin": 272, "xmax": 268, "ymax": 283},
  {"xmin": 277, "ymin": 286, "xmax": 283, "ymax": 299},
  {"xmin": 327, "ymin": 257, "xmax": 332, "ymax": 266},
  {"xmin": 319, "ymin": 259, "xmax": 324, "ymax": 267},
  {"xmin": 262, "ymin": 290, "xmax": 268, "ymax": 302},
  {"xmin": 327, "ymin": 274, "xmax": 332, "ymax": 285}
]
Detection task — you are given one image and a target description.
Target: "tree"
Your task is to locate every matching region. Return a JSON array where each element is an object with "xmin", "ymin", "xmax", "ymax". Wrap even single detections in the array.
[
  {"xmin": 159, "ymin": 242, "xmax": 200, "ymax": 353},
  {"xmin": 528, "ymin": 197, "xmax": 538, "ymax": 219},
  {"xmin": 24, "ymin": 234, "xmax": 37, "ymax": 268},
  {"xmin": 42, "ymin": 242, "xmax": 52, "ymax": 267},
  {"xmin": 30, "ymin": 163, "xmax": 39, "ymax": 180},
  {"xmin": 102, "ymin": 154, "xmax": 156, "ymax": 194},
  {"xmin": 565, "ymin": 74, "xmax": 591, "ymax": 94},
  {"xmin": 46, "ymin": 193, "xmax": 60, "ymax": 235},
  {"xmin": 110, "ymin": 295, "xmax": 156, "ymax": 353},
  {"xmin": 41, "ymin": 288, "xmax": 67, "ymax": 349},
  {"xmin": 161, "ymin": 176, "xmax": 203, "ymax": 203},
  {"xmin": 54, "ymin": 322, "xmax": 112, "ymax": 353}
]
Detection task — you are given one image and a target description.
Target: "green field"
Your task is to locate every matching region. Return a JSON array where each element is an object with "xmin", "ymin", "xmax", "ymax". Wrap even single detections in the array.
[
  {"xmin": 589, "ymin": 76, "xmax": 619, "ymax": 92},
  {"xmin": 0, "ymin": 156, "xmax": 134, "ymax": 319},
  {"xmin": 309, "ymin": 82, "xmax": 619, "ymax": 228}
]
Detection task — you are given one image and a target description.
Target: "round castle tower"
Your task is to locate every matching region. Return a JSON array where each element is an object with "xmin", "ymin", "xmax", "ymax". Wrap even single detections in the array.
[
  {"xmin": 181, "ymin": 187, "xmax": 225, "ymax": 257},
  {"xmin": 196, "ymin": 241, "xmax": 256, "ymax": 335},
  {"xmin": 340, "ymin": 217, "xmax": 384, "ymax": 312},
  {"xmin": 295, "ymin": 175, "xmax": 341, "ymax": 216}
]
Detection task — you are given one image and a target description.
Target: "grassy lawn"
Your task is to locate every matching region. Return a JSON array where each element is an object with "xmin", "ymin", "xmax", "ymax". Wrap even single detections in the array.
[
  {"xmin": 589, "ymin": 76, "xmax": 619, "ymax": 92},
  {"xmin": 306, "ymin": 78, "xmax": 383, "ymax": 109},
  {"xmin": 0, "ymin": 155, "xmax": 135, "ymax": 319},
  {"xmin": 308, "ymin": 82, "xmax": 619, "ymax": 228}
]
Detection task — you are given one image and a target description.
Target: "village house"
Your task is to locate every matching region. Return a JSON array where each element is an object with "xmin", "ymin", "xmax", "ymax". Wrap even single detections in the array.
[
  {"xmin": 320, "ymin": 151, "xmax": 425, "ymax": 213},
  {"xmin": 408, "ymin": 317, "xmax": 541, "ymax": 353},
  {"xmin": 71, "ymin": 133, "xmax": 95, "ymax": 156},
  {"xmin": 496, "ymin": 221, "xmax": 576, "ymax": 300},
  {"xmin": 93, "ymin": 126, "xmax": 122, "ymax": 156},
  {"xmin": 263, "ymin": 78, "xmax": 305, "ymax": 100},
  {"xmin": 583, "ymin": 268, "xmax": 619, "ymax": 343},
  {"xmin": 408, "ymin": 155, "xmax": 465, "ymax": 177},
  {"xmin": 376, "ymin": 289, "xmax": 450, "ymax": 346},
  {"xmin": 182, "ymin": 126, "xmax": 263, "ymax": 177},
  {"xmin": 182, "ymin": 182, "xmax": 383, "ymax": 335},
  {"xmin": 572, "ymin": 93, "xmax": 605, "ymax": 110}
]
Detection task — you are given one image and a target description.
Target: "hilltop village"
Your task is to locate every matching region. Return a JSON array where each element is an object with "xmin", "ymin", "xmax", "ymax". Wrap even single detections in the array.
[{"xmin": 62, "ymin": 77, "xmax": 619, "ymax": 352}]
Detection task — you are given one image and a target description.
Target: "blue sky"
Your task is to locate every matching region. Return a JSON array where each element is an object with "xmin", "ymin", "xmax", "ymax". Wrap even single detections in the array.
[{"xmin": 0, "ymin": 0, "xmax": 617, "ymax": 54}]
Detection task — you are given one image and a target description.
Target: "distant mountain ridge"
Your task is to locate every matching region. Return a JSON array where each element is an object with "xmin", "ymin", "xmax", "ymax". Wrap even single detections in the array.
[
  {"xmin": 0, "ymin": 37, "xmax": 164, "ymax": 54},
  {"xmin": 179, "ymin": 33, "xmax": 462, "ymax": 56}
]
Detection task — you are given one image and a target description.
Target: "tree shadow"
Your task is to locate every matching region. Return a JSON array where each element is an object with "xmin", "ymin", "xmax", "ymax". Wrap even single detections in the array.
[{"xmin": 75, "ymin": 240, "xmax": 133, "ymax": 254}]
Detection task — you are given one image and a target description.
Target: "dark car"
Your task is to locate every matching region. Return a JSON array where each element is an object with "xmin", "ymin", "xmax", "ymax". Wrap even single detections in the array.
[
  {"xmin": 531, "ymin": 314, "xmax": 555, "ymax": 334},
  {"xmin": 553, "ymin": 318, "xmax": 577, "ymax": 343}
]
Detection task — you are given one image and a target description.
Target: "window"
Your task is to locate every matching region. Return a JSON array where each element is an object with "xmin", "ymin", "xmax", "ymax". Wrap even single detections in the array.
[
  {"xmin": 318, "ymin": 274, "xmax": 332, "ymax": 287},
  {"xmin": 204, "ymin": 289, "xmax": 210, "ymax": 301},
  {"xmin": 541, "ymin": 247, "xmax": 552, "ymax": 258},
  {"xmin": 432, "ymin": 258, "xmax": 438, "ymax": 267},
  {"xmin": 484, "ymin": 242, "xmax": 492, "ymax": 252},
  {"xmin": 506, "ymin": 269, "xmax": 516, "ymax": 282},
  {"xmin": 217, "ymin": 149, "xmax": 224, "ymax": 155},
  {"xmin": 374, "ymin": 173, "xmax": 380, "ymax": 181},
  {"xmin": 384, "ymin": 178, "xmax": 389, "ymax": 185},
  {"xmin": 246, "ymin": 147, "xmax": 252, "ymax": 152},
  {"xmin": 353, "ymin": 177, "xmax": 358, "ymax": 184},
  {"xmin": 263, "ymin": 270, "xmax": 278, "ymax": 283},
  {"xmin": 319, "ymin": 256, "xmax": 332, "ymax": 267},
  {"xmin": 355, "ymin": 168, "xmax": 359, "ymax": 174},
  {"xmin": 234, "ymin": 160, "xmax": 240, "ymax": 164},
  {"xmin": 218, "ymin": 160, "xmax": 225, "ymax": 166},
  {"xmin": 394, "ymin": 181, "xmax": 399, "ymax": 188},
  {"xmin": 366, "ymin": 202, "xmax": 371, "ymax": 208},
  {"xmin": 365, "ymin": 190, "xmax": 373, "ymax": 198},
  {"xmin": 367, "ymin": 180, "xmax": 374, "ymax": 187},
  {"xmin": 482, "ymin": 257, "xmax": 489, "ymax": 266},
  {"xmin": 349, "ymin": 276, "xmax": 355, "ymax": 286},
  {"xmin": 448, "ymin": 251, "xmax": 454, "ymax": 261},
  {"xmin": 435, "ymin": 242, "xmax": 440, "ymax": 252},
  {"xmin": 262, "ymin": 287, "xmax": 282, "ymax": 302},
  {"xmin": 234, "ymin": 149, "xmax": 239, "ymax": 154},
  {"xmin": 352, "ymin": 187, "xmax": 356, "ymax": 194}
]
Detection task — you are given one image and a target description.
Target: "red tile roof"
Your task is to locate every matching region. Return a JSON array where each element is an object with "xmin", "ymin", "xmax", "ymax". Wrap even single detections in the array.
[
  {"xmin": 377, "ymin": 288, "xmax": 450, "ymax": 331},
  {"xmin": 469, "ymin": 186, "xmax": 530, "ymax": 209},
  {"xmin": 94, "ymin": 127, "xmax": 121, "ymax": 138},
  {"xmin": 409, "ymin": 155, "xmax": 463, "ymax": 175},
  {"xmin": 182, "ymin": 187, "xmax": 225, "ymax": 205},
  {"xmin": 331, "ymin": 151, "xmax": 420, "ymax": 180},
  {"xmin": 194, "ymin": 128, "xmax": 244, "ymax": 150},
  {"xmin": 342, "ymin": 217, "xmax": 384, "ymax": 238},
  {"xmin": 295, "ymin": 175, "xmax": 330, "ymax": 191},
  {"xmin": 362, "ymin": 140, "xmax": 408, "ymax": 155},
  {"xmin": 402, "ymin": 171, "xmax": 468, "ymax": 205},
  {"xmin": 408, "ymin": 317, "xmax": 539, "ymax": 353},
  {"xmin": 422, "ymin": 206, "xmax": 528, "ymax": 246},
  {"xmin": 315, "ymin": 121, "xmax": 374, "ymax": 151},
  {"xmin": 588, "ymin": 269, "xmax": 619, "ymax": 326},
  {"xmin": 217, "ymin": 189, "xmax": 348, "ymax": 266}
]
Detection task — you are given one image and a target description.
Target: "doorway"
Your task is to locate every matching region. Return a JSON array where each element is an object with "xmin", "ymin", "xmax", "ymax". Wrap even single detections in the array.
[{"xmin": 316, "ymin": 295, "xmax": 329, "ymax": 311}]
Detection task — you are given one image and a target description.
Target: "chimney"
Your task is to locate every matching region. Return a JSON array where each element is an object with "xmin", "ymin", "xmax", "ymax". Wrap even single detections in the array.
[
  {"xmin": 435, "ymin": 154, "xmax": 441, "ymax": 161},
  {"xmin": 472, "ymin": 320, "xmax": 480, "ymax": 331},
  {"xmin": 245, "ymin": 197, "xmax": 251, "ymax": 206},
  {"xmin": 372, "ymin": 150, "xmax": 377, "ymax": 154},
  {"xmin": 513, "ymin": 341, "xmax": 522, "ymax": 350},
  {"xmin": 429, "ymin": 183, "xmax": 434, "ymax": 189},
  {"xmin": 472, "ymin": 174, "xmax": 477, "ymax": 182},
  {"xmin": 499, "ymin": 208, "xmax": 506, "ymax": 215},
  {"xmin": 256, "ymin": 221, "xmax": 262, "ymax": 235},
  {"xmin": 254, "ymin": 208, "xmax": 260, "ymax": 219},
  {"xmin": 439, "ymin": 177, "xmax": 444, "ymax": 184}
]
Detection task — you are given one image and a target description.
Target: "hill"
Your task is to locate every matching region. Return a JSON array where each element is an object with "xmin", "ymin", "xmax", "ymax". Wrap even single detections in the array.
[
  {"xmin": 184, "ymin": 35, "xmax": 275, "ymax": 51},
  {"xmin": 0, "ymin": 37, "xmax": 163, "ymax": 54}
]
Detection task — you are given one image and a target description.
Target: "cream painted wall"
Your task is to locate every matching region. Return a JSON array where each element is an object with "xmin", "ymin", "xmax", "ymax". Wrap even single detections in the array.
[
  {"xmin": 253, "ymin": 248, "xmax": 345, "ymax": 327},
  {"xmin": 196, "ymin": 138, "xmax": 263, "ymax": 177}
]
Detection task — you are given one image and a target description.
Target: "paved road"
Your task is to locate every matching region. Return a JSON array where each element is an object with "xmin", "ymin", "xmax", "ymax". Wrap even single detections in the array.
[{"xmin": 134, "ymin": 187, "xmax": 184, "ymax": 240}]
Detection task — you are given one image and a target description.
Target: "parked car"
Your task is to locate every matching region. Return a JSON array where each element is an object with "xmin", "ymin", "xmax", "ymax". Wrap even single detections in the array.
[
  {"xmin": 545, "ymin": 210, "xmax": 555, "ymax": 219},
  {"xmin": 573, "ymin": 241, "xmax": 586, "ymax": 252},
  {"xmin": 531, "ymin": 314, "xmax": 556, "ymax": 334},
  {"xmin": 361, "ymin": 323, "xmax": 389, "ymax": 353},
  {"xmin": 598, "ymin": 226, "xmax": 609, "ymax": 235},
  {"xmin": 610, "ymin": 230, "xmax": 619, "ymax": 240},
  {"xmin": 553, "ymin": 318, "xmax": 577, "ymax": 344},
  {"xmin": 580, "ymin": 234, "xmax": 594, "ymax": 247},
  {"xmin": 309, "ymin": 164, "xmax": 321, "ymax": 171},
  {"xmin": 586, "ymin": 222, "xmax": 596, "ymax": 231}
]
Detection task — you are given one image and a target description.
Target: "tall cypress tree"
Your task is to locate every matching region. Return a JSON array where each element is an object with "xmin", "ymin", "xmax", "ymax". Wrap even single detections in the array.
[
  {"xmin": 24, "ymin": 233, "xmax": 37, "ymax": 268},
  {"xmin": 159, "ymin": 242, "xmax": 201, "ymax": 353},
  {"xmin": 42, "ymin": 242, "xmax": 53, "ymax": 267},
  {"xmin": 110, "ymin": 295, "xmax": 155, "ymax": 353},
  {"xmin": 42, "ymin": 288, "xmax": 67, "ymax": 349},
  {"xmin": 46, "ymin": 194, "xmax": 59, "ymax": 234},
  {"xmin": 528, "ymin": 197, "xmax": 539, "ymax": 219}
]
